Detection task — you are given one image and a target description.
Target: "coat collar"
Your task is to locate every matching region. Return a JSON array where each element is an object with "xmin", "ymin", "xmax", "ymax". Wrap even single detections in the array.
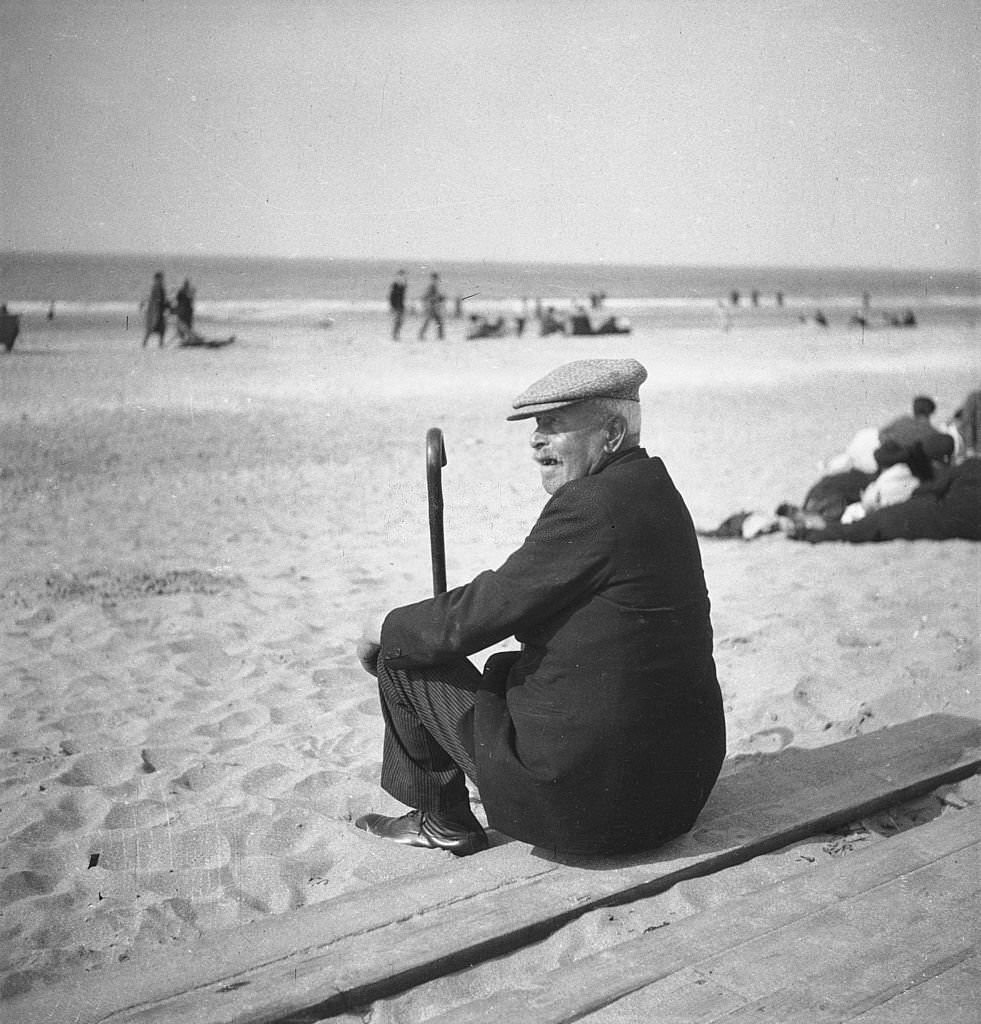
[{"xmin": 593, "ymin": 444, "xmax": 647, "ymax": 476}]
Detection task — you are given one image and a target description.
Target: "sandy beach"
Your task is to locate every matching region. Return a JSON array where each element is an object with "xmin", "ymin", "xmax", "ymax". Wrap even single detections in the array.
[{"xmin": 1, "ymin": 309, "xmax": 978, "ymax": 1004}]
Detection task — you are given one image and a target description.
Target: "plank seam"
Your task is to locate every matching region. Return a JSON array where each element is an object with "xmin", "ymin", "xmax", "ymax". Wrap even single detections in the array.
[{"xmin": 842, "ymin": 947, "xmax": 980, "ymax": 1021}]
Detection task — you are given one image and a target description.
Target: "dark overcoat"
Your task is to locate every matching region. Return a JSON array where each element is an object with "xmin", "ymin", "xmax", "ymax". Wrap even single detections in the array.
[{"xmin": 381, "ymin": 447, "xmax": 725, "ymax": 855}]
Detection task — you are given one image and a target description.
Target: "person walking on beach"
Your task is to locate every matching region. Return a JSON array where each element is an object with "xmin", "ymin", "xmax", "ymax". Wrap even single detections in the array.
[
  {"xmin": 418, "ymin": 272, "xmax": 445, "ymax": 340},
  {"xmin": 142, "ymin": 271, "xmax": 170, "ymax": 348},
  {"xmin": 353, "ymin": 358, "xmax": 725, "ymax": 857},
  {"xmin": 388, "ymin": 269, "xmax": 407, "ymax": 340}
]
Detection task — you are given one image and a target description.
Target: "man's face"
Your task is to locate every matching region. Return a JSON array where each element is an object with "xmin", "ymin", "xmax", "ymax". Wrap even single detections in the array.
[{"xmin": 530, "ymin": 403, "xmax": 609, "ymax": 495}]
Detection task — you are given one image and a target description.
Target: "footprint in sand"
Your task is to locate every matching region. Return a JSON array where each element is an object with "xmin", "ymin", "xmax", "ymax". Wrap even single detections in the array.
[
  {"xmin": 173, "ymin": 760, "xmax": 238, "ymax": 792},
  {"xmin": 102, "ymin": 799, "xmax": 173, "ymax": 830},
  {"xmin": 747, "ymin": 725, "xmax": 795, "ymax": 753},
  {"xmin": 253, "ymin": 804, "xmax": 334, "ymax": 857},
  {"xmin": 193, "ymin": 707, "xmax": 269, "ymax": 740},
  {"xmin": 0, "ymin": 870, "xmax": 57, "ymax": 904},
  {"xmin": 835, "ymin": 629, "xmax": 882, "ymax": 649},
  {"xmin": 58, "ymin": 748, "xmax": 143, "ymax": 787},
  {"xmin": 227, "ymin": 855, "xmax": 297, "ymax": 915},
  {"xmin": 12, "ymin": 790, "xmax": 111, "ymax": 845},
  {"xmin": 96, "ymin": 822, "xmax": 230, "ymax": 872},
  {"xmin": 241, "ymin": 762, "xmax": 303, "ymax": 799}
]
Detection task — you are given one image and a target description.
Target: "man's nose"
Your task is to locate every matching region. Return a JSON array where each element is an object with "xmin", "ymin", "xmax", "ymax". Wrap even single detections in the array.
[{"xmin": 530, "ymin": 429, "xmax": 547, "ymax": 448}]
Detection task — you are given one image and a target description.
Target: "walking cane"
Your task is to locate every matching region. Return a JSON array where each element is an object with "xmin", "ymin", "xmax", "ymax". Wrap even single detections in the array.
[{"xmin": 426, "ymin": 427, "xmax": 448, "ymax": 596}]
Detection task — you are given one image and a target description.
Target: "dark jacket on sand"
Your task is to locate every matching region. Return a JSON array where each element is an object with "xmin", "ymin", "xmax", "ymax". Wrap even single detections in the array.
[{"xmin": 381, "ymin": 447, "xmax": 726, "ymax": 855}]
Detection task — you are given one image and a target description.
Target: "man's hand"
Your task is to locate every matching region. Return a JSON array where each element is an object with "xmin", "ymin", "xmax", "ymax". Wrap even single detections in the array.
[
  {"xmin": 356, "ymin": 612, "xmax": 386, "ymax": 677},
  {"xmin": 356, "ymin": 637, "xmax": 381, "ymax": 677}
]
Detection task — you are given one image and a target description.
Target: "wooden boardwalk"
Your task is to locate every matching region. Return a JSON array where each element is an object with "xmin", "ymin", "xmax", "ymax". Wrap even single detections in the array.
[
  {"xmin": 8, "ymin": 713, "xmax": 979, "ymax": 1024},
  {"xmin": 427, "ymin": 802, "xmax": 980, "ymax": 1023}
]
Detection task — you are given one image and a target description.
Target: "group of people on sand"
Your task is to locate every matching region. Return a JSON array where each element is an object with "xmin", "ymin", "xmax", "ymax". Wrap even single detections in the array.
[
  {"xmin": 388, "ymin": 269, "xmax": 447, "ymax": 341},
  {"xmin": 797, "ymin": 308, "xmax": 917, "ymax": 331},
  {"xmin": 468, "ymin": 302, "xmax": 631, "ymax": 340},
  {"xmin": 141, "ymin": 272, "xmax": 190, "ymax": 347},
  {"xmin": 704, "ymin": 391, "xmax": 981, "ymax": 543},
  {"xmin": 798, "ymin": 292, "xmax": 917, "ymax": 332},
  {"xmin": 542, "ymin": 304, "xmax": 632, "ymax": 338},
  {"xmin": 388, "ymin": 269, "xmax": 629, "ymax": 342},
  {"xmin": 141, "ymin": 272, "xmax": 234, "ymax": 349}
]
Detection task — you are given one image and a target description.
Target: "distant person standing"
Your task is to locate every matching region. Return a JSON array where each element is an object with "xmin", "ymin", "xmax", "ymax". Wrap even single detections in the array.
[
  {"xmin": 142, "ymin": 271, "xmax": 170, "ymax": 348},
  {"xmin": 175, "ymin": 278, "xmax": 196, "ymax": 334},
  {"xmin": 1, "ymin": 304, "xmax": 20, "ymax": 353},
  {"xmin": 418, "ymin": 272, "xmax": 445, "ymax": 340},
  {"xmin": 716, "ymin": 299, "xmax": 732, "ymax": 333},
  {"xmin": 388, "ymin": 269, "xmax": 408, "ymax": 340},
  {"xmin": 513, "ymin": 296, "xmax": 529, "ymax": 337}
]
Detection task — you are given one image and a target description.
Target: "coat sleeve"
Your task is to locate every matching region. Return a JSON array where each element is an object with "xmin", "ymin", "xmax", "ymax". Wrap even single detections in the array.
[{"xmin": 381, "ymin": 480, "xmax": 614, "ymax": 668}]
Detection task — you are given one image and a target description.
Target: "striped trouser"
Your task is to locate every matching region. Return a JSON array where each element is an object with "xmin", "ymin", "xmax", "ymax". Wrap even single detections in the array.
[{"xmin": 376, "ymin": 657, "xmax": 482, "ymax": 814}]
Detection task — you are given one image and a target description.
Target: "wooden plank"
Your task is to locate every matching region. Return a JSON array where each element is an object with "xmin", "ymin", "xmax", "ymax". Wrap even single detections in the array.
[
  {"xmin": 424, "ymin": 806, "xmax": 981, "ymax": 1024},
  {"xmin": 700, "ymin": 855, "xmax": 978, "ymax": 1021},
  {"xmin": 582, "ymin": 952, "xmax": 981, "ymax": 1024},
  {"xmin": 7, "ymin": 713, "xmax": 979, "ymax": 1024},
  {"xmin": 847, "ymin": 955, "xmax": 981, "ymax": 1023}
]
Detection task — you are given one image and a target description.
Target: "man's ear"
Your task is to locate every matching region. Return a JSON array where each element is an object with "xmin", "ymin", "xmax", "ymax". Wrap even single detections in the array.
[{"xmin": 606, "ymin": 416, "xmax": 627, "ymax": 452}]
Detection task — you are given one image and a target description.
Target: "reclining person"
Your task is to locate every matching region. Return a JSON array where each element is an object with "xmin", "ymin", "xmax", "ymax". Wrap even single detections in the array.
[
  {"xmin": 839, "ymin": 434, "xmax": 953, "ymax": 524},
  {"xmin": 466, "ymin": 314, "xmax": 507, "ymax": 340},
  {"xmin": 788, "ymin": 455, "xmax": 980, "ymax": 543},
  {"xmin": 594, "ymin": 315, "xmax": 632, "ymax": 335}
]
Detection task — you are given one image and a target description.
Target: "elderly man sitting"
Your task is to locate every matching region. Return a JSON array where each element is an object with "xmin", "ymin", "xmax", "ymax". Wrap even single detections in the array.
[{"xmin": 355, "ymin": 358, "xmax": 726, "ymax": 857}]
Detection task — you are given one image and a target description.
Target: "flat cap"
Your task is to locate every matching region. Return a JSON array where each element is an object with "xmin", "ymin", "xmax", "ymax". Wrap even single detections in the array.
[{"xmin": 507, "ymin": 358, "xmax": 647, "ymax": 420}]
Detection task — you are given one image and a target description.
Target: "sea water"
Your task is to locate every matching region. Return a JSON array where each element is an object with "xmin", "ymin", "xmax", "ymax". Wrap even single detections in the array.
[{"xmin": 1, "ymin": 252, "xmax": 978, "ymax": 329}]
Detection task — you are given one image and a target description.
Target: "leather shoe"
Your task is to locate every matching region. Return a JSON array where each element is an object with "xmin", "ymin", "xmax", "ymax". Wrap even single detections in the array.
[{"xmin": 355, "ymin": 808, "xmax": 489, "ymax": 857}]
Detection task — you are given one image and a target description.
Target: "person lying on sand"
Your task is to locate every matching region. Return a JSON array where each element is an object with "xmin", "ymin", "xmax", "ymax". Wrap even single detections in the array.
[
  {"xmin": 784, "ymin": 455, "xmax": 981, "ymax": 543},
  {"xmin": 701, "ymin": 434, "xmax": 956, "ymax": 541},
  {"xmin": 781, "ymin": 433, "xmax": 955, "ymax": 528},
  {"xmin": 465, "ymin": 314, "xmax": 507, "ymax": 340},
  {"xmin": 174, "ymin": 318, "xmax": 236, "ymax": 348},
  {"xmin": 568, "ymin": 306, "xmax": 632, "ymax": 336},
  {"xmin": 837, "ymin": 434, "xmax": 953, "ymax": 524},
  {"xmin": 354, "ymin": 358, "xmax": 725, "ymax": 857}
]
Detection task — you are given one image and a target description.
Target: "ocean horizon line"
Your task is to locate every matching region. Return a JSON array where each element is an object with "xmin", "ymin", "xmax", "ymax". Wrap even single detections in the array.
[
  {"xmin": 3, "ymin": 251, "xmax": 978, "ymax": 308},
  {"xmin": 3, "ymin": 249, "xmax": 978, "ymax": 278}
]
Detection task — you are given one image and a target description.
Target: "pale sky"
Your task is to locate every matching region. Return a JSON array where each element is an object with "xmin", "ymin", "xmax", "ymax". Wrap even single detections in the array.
[{"xmin": 2, "ymin": 0, "xmax": 978, "ymax": 268}]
